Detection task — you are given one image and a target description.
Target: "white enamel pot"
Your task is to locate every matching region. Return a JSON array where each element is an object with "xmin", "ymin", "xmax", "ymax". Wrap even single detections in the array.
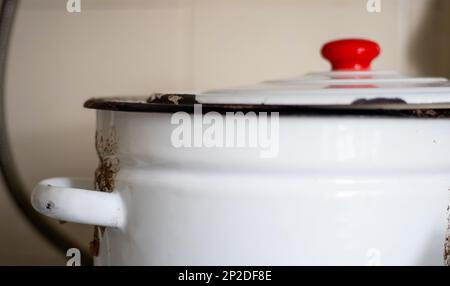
[{"xmin": 31, "ymin": 39, "xmax": 450, "ymax": 265}]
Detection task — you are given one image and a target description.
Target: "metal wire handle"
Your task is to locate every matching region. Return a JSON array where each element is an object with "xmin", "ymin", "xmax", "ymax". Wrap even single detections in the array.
[{"xmin": 0, "ymin": 0, "xmax": 91, "ymax": 265}]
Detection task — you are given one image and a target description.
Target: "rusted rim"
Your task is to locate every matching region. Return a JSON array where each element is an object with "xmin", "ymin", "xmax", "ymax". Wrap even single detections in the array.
[{"xmin": 84, "ymin": 95, "xmax": 450, "ymax": 118}]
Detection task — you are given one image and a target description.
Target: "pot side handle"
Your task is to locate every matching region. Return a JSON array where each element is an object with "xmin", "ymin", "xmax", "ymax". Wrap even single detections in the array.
[{"xmin": 31, "ymin": 177, "xmax": 125, "ymax": 228}]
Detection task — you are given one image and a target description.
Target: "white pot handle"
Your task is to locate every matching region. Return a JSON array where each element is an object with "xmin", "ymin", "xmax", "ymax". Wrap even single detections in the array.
[{"xmin": 31, "ymin": 177, "xmax": 125, "ymax": 228}]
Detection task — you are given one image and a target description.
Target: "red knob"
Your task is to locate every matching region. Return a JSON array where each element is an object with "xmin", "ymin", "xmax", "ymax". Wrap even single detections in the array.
[{"xmin": 321, "ymin": 39, "xmax": 380, "ymax": 71}]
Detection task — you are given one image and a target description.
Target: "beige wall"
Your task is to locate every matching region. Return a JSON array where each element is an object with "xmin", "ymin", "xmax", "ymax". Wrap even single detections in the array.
[{"xmin": 1, "ymin": 0, "xmax": 449, "ymax": 265}]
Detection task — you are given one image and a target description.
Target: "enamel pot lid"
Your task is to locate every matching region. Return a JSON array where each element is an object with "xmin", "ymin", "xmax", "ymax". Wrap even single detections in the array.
[{"xmin": 85, "ymin": 39, "xmax": 450, "ymax": 117}]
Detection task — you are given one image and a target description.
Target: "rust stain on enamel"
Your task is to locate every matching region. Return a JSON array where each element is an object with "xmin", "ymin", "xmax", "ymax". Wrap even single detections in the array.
[
  {"xmin": 90, "ymin": 128, "xmax": 120, "ymax": 257},
  {"xmin": 444, "ymin": 186, "xmax": 450, "ymax": 266},
  {"xmin": 95, "ymin": 128, "xmax": 120, "ymax": 193}
]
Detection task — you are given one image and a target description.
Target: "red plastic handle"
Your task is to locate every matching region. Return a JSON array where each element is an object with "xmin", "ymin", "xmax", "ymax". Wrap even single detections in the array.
[{"xmin": 321, "ymin": 39, "xmax": 380, "ymax": 71}]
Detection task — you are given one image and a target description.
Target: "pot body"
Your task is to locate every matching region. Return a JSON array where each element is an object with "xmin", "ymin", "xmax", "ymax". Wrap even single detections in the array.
[
  {"xmin": 32, "ymin": 110, "xmax": 450, "ymax": 265},
  {"xmin": 91, "ymin": 110, "xmax": 450, "ymax": 266}
]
